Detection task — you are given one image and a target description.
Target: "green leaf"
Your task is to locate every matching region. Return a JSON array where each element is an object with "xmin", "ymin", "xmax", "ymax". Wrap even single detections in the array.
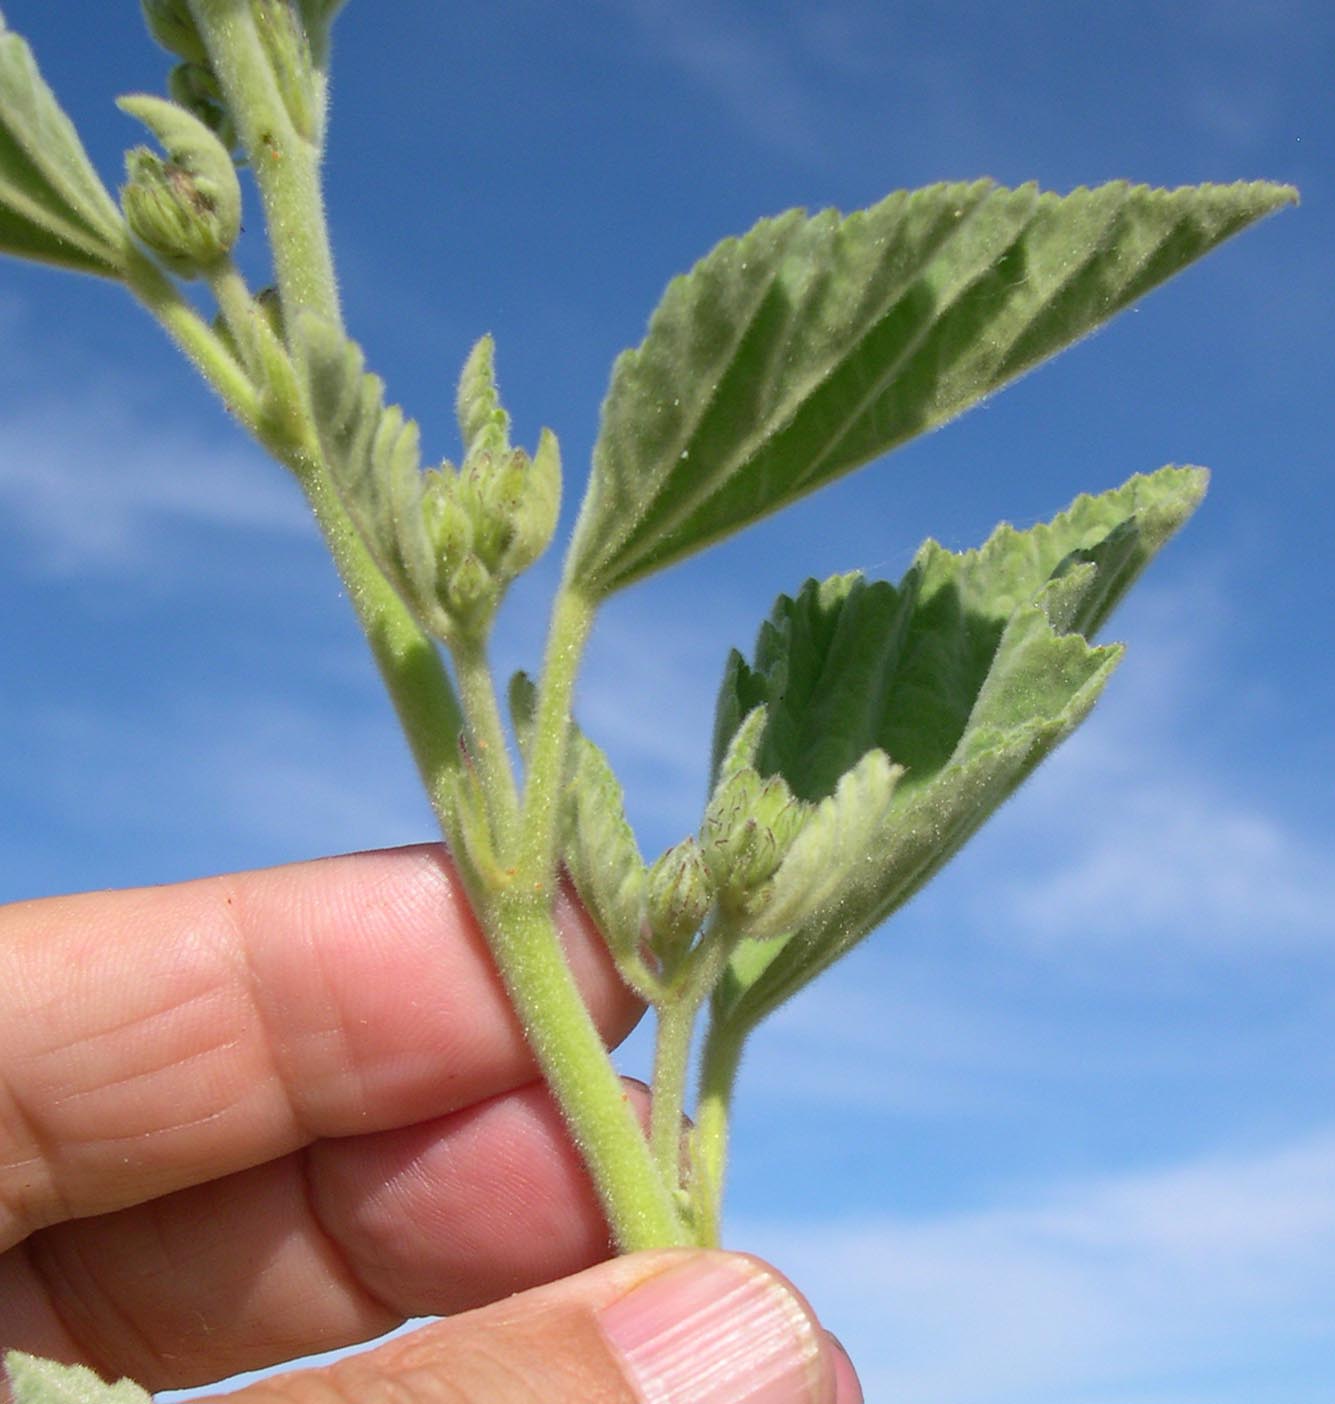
[
  {"xmin": 4, "ymin": 1353, "xmax": 151, "ymax": 1404},
  {"xmin": 567, "ymin": 181, "xmax": 1291, "ymax": 598},
  {"xmin": 0, "ymin": 17, "xmax": 128, "ymax": 276},
  {"xmin": 558, "ymin": 731, "xmax": 647, "ymax": 965},
  {"xmin": 709, "ymin": 466, "xmax": 1205, "ymax": 1025}
]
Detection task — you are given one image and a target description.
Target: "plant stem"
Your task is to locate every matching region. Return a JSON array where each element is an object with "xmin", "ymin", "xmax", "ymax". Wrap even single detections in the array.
[
  {"xmin": 694, "ymin": 1014, "xmax": 748, "ymax": 1247},
  {"xmin": 191, "ymin": 0, "xmax": 685, "ymax": 1256},
  {"xmin": 483, "ymin": 880, "xmax": 689, "ymax": 1250},
  {"xmin": 470, "ymin": 580, "xmax": 690, "ymax": 1249},
  {"xmin": 206, "ymin": 258, "xmax": 263, "ymax": 377},
  {"xmin": 450, "ymin": 635, "xmax": 520, "ymax": 850},
  {"xmin": 650, "ymin": 929, "xmax": 735, "ymax": 1212},
  {"xmin": 188, "ymin": 0, "xmax": 341, "ymax": 327},
  {"xmin": 517, "ymin": 584, "xmax": 595, "ymax": 872},
  {"xmin": 299, "ymin": 463, "xmax": 466, "ymax": 820},
  {"xmin": 126, "ymin": 250, "xmax": 260, "ymax": 426},
  {"xmin": 649, "ymin": 997, "xmax": 695, "ymax": 1191}
]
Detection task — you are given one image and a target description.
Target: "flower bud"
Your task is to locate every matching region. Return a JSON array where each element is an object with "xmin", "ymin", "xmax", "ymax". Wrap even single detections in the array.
[
  {"xmin": 701, "ymin": 768, "xmax": 808, "ymax": 920},
  {"xmin": 457, "ymin": 334, "xmax": 510, "ymax": 459},
  {"xmin": 445, "ymin": 550, "xmax": 498, "ymax": 628},
  {"xmin": 118, "ymin": 94, "xmax": 240, "ymax": 275},
  {"xmin": 501, "ymin": 430, "xmax": 561, "ymax": 576},
  {"xmin": 140, "ymin": 0, "xmax": 210, "ymax": 65},
  {"xmin": 646, "ymin": 837, "xmax": 715, "ymax": 962},
  {"xmin": 421, "ymin": 468, "xmax": 474, "ymax": 564}
]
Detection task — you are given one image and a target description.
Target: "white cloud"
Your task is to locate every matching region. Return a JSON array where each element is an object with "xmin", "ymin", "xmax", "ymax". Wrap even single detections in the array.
[
  {"xmin": 1001, "ymin": 774, "xmax": 1335, "ymax": 950},
  {"xmin": 599, "ymin": 0, "xmax": 825, "ymax": 163},
  {"xmin": 0, "ymin": 391, "xmax": 310, "ymax": 574},
  {"xmin": 741, "ymin": 1129, "xmax": 1335, "ymax": 1403},
  {"xmin": 972, "ymin": 575, "xmax": 1335, "ymax": 955},
  {"xmin": 20, "ymin": 690, "xmax": 432, "ymax": 869}
]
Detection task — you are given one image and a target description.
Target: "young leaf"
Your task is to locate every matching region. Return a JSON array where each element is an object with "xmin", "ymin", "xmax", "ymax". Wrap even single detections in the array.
[
  {"xmin": 567, "ymin": 181, "xmax": 1291, "ymax": 598},
  {"xmin": 0, "ymin": 16, "xmax": 128, "ymax": 276},
  {"xmin": 4, "ymin": 1353, "xmax": 151, "ymax": 1404},
  {"xmin": 709, "ymin": 466, "xmax": 1206, "ymax": 1026}
]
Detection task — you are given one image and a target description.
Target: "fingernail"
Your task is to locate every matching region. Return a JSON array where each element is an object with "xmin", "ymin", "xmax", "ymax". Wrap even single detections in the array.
[
  {"xmin": 598, "ymin": 1254, "xmax": 826, "ymax": 1403},
  {"xmin": 827, "ymin": 1331, "xmax": 865, "ymax": 1403}
]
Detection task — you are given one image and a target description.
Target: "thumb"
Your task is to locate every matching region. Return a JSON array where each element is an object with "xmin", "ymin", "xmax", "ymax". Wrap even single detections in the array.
[{"xmin": 229, "ymin": 1249, "xmax": 862, "ymax": 1404}]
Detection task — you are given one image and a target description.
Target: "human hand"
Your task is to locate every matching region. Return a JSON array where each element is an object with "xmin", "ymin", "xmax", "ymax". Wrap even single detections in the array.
[{"xmin": 0, "ymin": 846, "xmax": 861, "ymax": 1403}]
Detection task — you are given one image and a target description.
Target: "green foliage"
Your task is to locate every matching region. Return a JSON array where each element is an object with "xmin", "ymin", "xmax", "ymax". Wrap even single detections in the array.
[
  {"xmin": 0, "ymin": 0, "xmax": 1296, "ymax": 1330},
  {"xmin": 301, "ymin": 320, "xmax": 561, "ymax": 643},
  {"xmin": 707, "ymin": 466, "xmax": 1206, "ymax": 1026},
  {"xmin": 568, "ymin": 180, "xmax": 1293, "ymax": 598},
  {"xmin": 0, "ymin": 14, "xmax": 127, "ymax": 275}
]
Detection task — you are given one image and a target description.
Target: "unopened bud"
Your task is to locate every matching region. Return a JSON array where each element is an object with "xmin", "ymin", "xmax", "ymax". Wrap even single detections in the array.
[
  {"xmin": 501, "ymin": 428, "xmax": 560, "ymax": 576},
  {"xmin": 118, "ymin": 94, "xmax": 240, "ymax": 275},
  {"xmin": 445, "ymin": 550, "xmax": 497, "ymax": 626},
  {"xmin": 646, "ymin": 838, "xmax": 715, "ymax": 961},
  {"xmin": 422, "ymin": 469, "xmax": 474, "ymax": 562},
  {"xmin": 701, "ymin": 768, "xmax": 808, "ymax": 918},
  {"xmin": 456, "ymin": 335, "xmax": 510, "ymax": 459}
]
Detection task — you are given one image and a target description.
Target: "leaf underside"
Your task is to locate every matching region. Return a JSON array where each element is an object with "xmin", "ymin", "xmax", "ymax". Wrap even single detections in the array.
[
  {"xmin": 710, "ymin": 465, "xmax": 1207, "ymax": 1026},
  {"xmin": 4, "ymin": 1353, "xmax": 151, "ymax": 1404},
  {"xmin": 0, "ymin": 18, "xmax": 126, "ymax": 276},
  {"xmin": 568, "ymin": 180, "xmax": 1292, "ymax": 598}
]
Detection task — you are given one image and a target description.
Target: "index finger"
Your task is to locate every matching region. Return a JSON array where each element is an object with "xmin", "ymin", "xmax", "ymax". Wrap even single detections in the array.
[{"xmin": 0, "ymin": 844, "xmax": 640, "ymax": 1251}]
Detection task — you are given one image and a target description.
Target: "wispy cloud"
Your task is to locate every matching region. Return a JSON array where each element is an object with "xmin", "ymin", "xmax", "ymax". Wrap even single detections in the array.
[
  {"xmin": 964, "ymin": 573, "xmax": 1335, "ymax": 956},
  {"xmin": 4, "ymin": 688, "xmax": 432, "ymax": 894},
  {"xmin": 0, "ymin": 390, "xmax": 310, "ymax": 575},
  {"xmin": 741, "ymin": 1129, "xmax": 1335, "ymax": 1403},
  {"xmin": 599, "ymin": 0, "xmax": 826, "ymax": 163}
]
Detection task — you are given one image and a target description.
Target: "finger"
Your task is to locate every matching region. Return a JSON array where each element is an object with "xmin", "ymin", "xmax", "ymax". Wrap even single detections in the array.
[
  {"xmin": 228, "ymin": 1250, "xmax": 854, "ymax": 1404},
  {"xmin": 6, "ymin": 1082, "xmax": 652, "ymax": 1390},
  {"xmin": 0, "ymin": 845, "xmax": 640, "ymax": 1249}
]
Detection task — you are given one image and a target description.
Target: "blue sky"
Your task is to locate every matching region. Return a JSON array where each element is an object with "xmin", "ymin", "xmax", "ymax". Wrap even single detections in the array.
[{"xmin": 2, "ymin": 3, "xmax": 1333, "ymax": 1400}]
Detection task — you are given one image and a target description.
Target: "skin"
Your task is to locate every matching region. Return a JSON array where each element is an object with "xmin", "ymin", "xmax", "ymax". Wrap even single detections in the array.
[{"xmin": 0, "ymin": 845, "xmax": 861, "ymax": 1404}]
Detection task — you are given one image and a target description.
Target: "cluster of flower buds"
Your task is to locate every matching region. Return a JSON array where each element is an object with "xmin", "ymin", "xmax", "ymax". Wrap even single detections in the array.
[
  {"xmin": 118, "ymin": 93, "xmax": 241, "ymax": 276},
  {"xmin": 700, "ymin": 763, "xmax": 810, "ymax": 923},
  {"xmin": 415, "ymin": 337, "xmax": 561, "ymax": 637}
]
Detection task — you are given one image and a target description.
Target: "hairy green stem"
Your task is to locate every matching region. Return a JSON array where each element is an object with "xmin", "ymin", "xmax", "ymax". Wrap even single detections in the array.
[
  {"xmin": 464, "ymin": 580, "xmax": 690, "ymax": 1248},
  {"xmin": 299, "ymin": 464, "xmax": 467, "ymax": 819},
  {"xmin": 206, "ymin": 258, "xmax": 263, "ymax": 377},
  {"xmin": 193, "ymin": 0, "xmax": 685, "ymax": 1256},
  {"xmin": 483, "ymin": 881, "xmax": 689, "ymax": 1250},
  {"xmin": 650, "ymin": 929, "xmax": 735, "ymax": 1213},
  {"xmin": 450, "ymin": 636, "xmax": 520, "ymax": 850},
  {"xmin": 517, "ymin": 585, "xmax": 595, "ymax": 872},
  {"xmin": 694, "ymin": 1015, "xmax": 748, "ymax": 1247},
  {"xmin": 188, "ymin": 0, "xmax": 341, "ymax": 327},
  {"xmin": 649, "ymin": 998, "xmax": 695, "ymax": 1192},
  {"xmin": 126, "ymin": 250, "xmax": 260, "ymax": 425}
]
